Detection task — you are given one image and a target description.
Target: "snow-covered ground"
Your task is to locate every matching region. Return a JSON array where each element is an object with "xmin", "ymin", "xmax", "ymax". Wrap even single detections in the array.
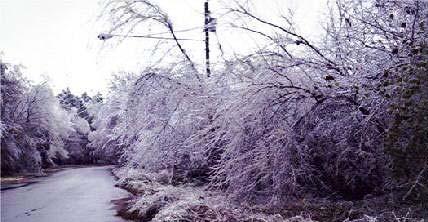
[{"xmin": 1, "ymin": 166, "xmax": 129, "ymax": 222}]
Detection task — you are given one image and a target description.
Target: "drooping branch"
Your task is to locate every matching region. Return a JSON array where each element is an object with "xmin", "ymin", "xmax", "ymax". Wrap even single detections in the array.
[
  {"xmin": 229, "ymin": 3, "xmax": 338, "ymax": 68},
  {"xmin": 103, "ymin": 0, "xmax": 202, "ymax": 83}
]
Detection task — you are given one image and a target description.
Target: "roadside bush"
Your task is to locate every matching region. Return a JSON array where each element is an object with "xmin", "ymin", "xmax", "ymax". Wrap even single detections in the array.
[
  {"xmin": 293, "ymin": 97, "xmax": 387, "ymax": 199},
  {"xmin": 384, "ymin": 45, "xmax": 428, "ymax": 203}
]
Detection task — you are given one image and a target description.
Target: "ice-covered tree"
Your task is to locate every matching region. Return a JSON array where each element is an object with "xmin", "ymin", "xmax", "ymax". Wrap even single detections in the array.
[
  {"xmin": 1, "ymin": 62, "xmax": 74, "ymax": 174},
  {"xmin": 94, "ymin": 1, "xmax": 428, "ymax": 218}
]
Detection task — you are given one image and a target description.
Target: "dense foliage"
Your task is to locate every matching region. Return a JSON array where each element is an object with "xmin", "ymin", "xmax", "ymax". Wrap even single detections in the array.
[
  {"xmin": 385, "ymin": 46, "xmax": 428, "ymax": 202},
  {"xmin": 95, "ymin": 0, "xmax": 427, "ymax": 196},
  {"xmin": 1, "ymin": 0, "xmax": 426, "ymax": 220},
  {"xmin": 0, "ymin": 62, "xmax": 103, "ymax": 175},
  {"xmin": 89, "ymin": 0, "xmax": 428, "ymax": 219}
]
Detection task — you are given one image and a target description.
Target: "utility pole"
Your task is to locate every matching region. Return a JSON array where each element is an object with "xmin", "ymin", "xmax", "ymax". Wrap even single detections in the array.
[
  {"xmin": 0, "ymin": 62, "xmax": 5, "ymax": 77},
  {"xmin": 204, "ymin": 0, "xmax": 211, "ymax": 78}
]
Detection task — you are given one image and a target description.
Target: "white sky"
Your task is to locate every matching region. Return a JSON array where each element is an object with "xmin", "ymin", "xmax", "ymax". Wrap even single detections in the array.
[{"xmin": 0, "ymin": 0, "xmax": 326, "ymax": 95}]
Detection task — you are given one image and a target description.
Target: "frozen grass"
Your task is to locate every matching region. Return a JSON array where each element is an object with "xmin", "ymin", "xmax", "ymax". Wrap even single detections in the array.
[
  {"xmin": 113, "ymin": 167, "xmax": 315, "ymax": 222},
  {"xmin": 113, "ymin": 167, "xmax": 427, "ymax": 222}
]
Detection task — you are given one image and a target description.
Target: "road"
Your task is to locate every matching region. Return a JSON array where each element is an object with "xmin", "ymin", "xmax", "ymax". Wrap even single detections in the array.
[{"xmin": 1, "ymin": 166, "xmax": 129, "ymax": 222}]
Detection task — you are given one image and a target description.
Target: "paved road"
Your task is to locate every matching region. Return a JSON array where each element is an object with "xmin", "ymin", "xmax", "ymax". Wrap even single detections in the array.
[{"xmin": 1, "ymin": 166, "xmax": 129, "ymax": 222}]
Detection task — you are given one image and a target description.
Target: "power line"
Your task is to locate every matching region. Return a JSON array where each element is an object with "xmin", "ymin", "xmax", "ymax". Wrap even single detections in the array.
[
  {"xmin": 99, "ymin": 33, "xmax": 203, "ymax": 41},
  {"xmin": 141, "ymin": 26, "xmax": 205, "ymax": 36},
  {"xmin": 123, "ymin": 35, "xmax": 203, "ymax": 41}
]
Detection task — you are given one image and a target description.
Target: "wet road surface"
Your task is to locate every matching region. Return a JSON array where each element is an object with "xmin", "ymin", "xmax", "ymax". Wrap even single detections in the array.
[{"xmin": 1, "ymin": 166, "xmax": 129, "ymax": 222}]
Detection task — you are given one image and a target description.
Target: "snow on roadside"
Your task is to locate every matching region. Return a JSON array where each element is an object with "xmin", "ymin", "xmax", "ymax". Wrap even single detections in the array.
[{"xmin": 112, "ymin": 167, "xmax": 314, "ymax": 222}]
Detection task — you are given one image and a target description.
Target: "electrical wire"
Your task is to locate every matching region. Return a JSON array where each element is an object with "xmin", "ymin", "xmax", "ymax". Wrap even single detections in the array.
[
  {"xmin": 140, "ymin": 26, "xmax": 205, "ymax": 36},
  {"xmin": 114, "ymin": 34, "xmax": 204, "ymax": 41}
]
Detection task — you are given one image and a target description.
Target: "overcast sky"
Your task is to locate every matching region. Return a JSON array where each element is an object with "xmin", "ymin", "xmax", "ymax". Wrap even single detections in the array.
[{"xmin": 0, "ymin": 0, "xmax": 326, "ymax": 95}]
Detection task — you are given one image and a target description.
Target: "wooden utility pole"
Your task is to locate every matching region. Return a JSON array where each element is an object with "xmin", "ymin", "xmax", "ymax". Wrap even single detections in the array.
[
  {"xmin": 204, "ymin": 0, "xmax": 211, "ymax": 78},
  {"xmin": 0, "ymin": 62, "xmax": 5, "ymax": 77}
]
